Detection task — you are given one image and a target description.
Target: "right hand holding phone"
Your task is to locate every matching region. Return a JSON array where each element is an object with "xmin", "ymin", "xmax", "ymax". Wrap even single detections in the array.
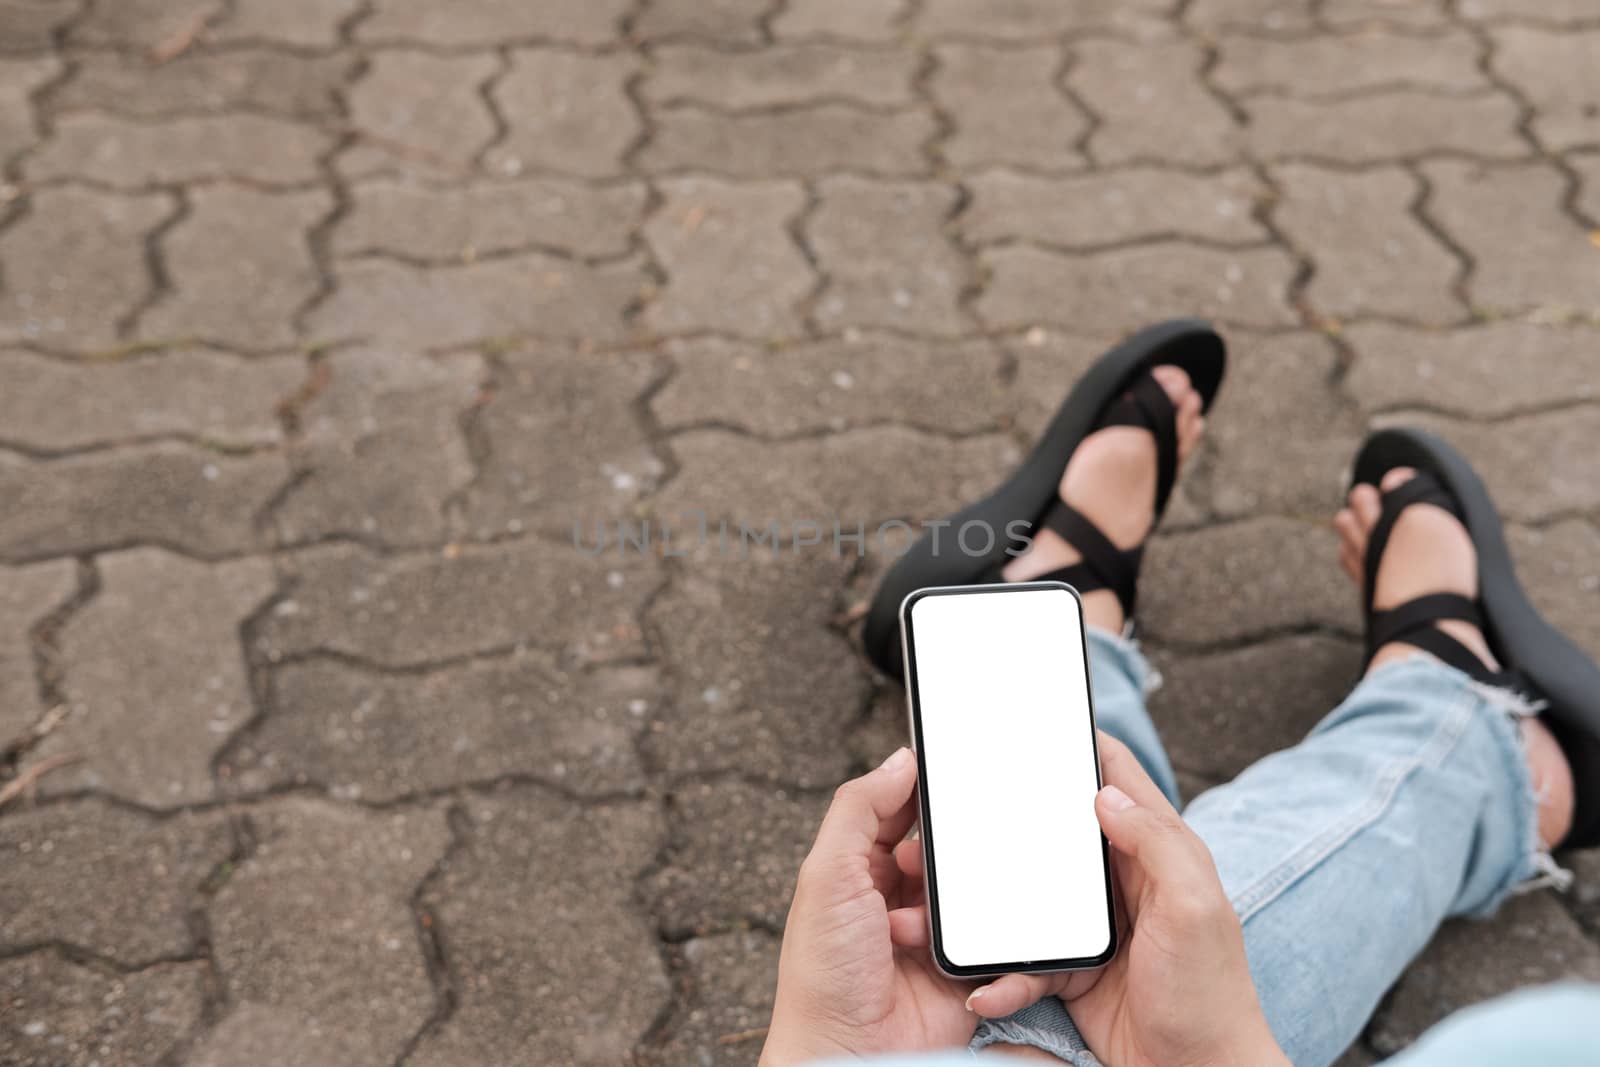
[{"xmin": 970, "ymin": 733, "xmax": 1290, "ymax": 1067}]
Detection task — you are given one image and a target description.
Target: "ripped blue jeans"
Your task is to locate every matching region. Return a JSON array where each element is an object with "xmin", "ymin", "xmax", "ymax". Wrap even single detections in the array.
[{"xmin": 971, "ymin": 628, "xmax": 1551, "ymax": 1067}]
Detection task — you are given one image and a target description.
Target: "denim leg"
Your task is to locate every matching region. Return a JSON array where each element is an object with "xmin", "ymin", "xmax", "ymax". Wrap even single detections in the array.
[
  {"xmin": 969, "ymin": 626, "xmax": 1173, "ymax": 1063},
  {"xmin": 1184, "ymin": 657, "xmax": 1545, "ymax": 1067}
]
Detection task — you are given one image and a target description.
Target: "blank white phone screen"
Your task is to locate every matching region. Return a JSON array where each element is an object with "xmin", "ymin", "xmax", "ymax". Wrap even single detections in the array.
[{"xmin": 908, "ymin": 586, "xmax": 1110, "ymax": 968}]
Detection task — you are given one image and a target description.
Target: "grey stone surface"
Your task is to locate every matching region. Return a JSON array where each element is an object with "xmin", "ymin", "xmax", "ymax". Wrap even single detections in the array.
[
  {"xmin": 0, "ymin": 348, "xmax": 299, "ymax": 451},
  {"xmin": 0, "ymin": 952, "xmax": 206, "ymax": 1066},
  {"xmin": 0, "ymin": 444, "xmax": 289, "ymax": 561},
  {"xmin": 963, "ymin": 167, "xmax": 1267, "ymax": 248},
  {"xmin": 70, "ymin": 0, "xmax": 222, "ymax": 48},
  {"xmin": 653, "ymin": 333, "xmax": 1006, "ymax": 436},
  {"xmin": 0, "ymin": 799, "xmax": 232, "ymax": 963},
  {"xmin": 1506, "ymin": 520, "xmax": 1600, "ymax": 661},
  {"xmin": 1343, "ymin": 323, "xmax": 1600, "ymax": 417},
  {"xmin": 1215, "ymin": 30, "xmax": 1484, "ymax": 96},
  {"xmin": 643, "ymin": 176, "xmax": 813, "ymax": 338},
  {"xmin": 0, "ymin": 559, "xmax": 75, "ymax": 742},
  {"xmin": 0, "ymin": 0, "xmax": 78, "ymax": 52},
  {"xmin": 359, "ymin": 0, "xmax": 630, "ymax": 45},
  {"xmin": 26, "ymin": 114, "xmax": 331, "ymax": 188},
  {"xmin": 0, "ymin": 56, "xmax": 55, "ymax": 162},
  {"xmin": 641, "ymin": 929, "xmax": 782, "ymax": 1067},
  {"xmin": 259, "ymin": 540, "xmax": 659, "ymax": 668},
  {"xmin": 1070, "ymin": 40, "xmax": 1242, "ymax": 167},
  {"xmin": 773, "ymin": 0, "xmax": 906, "ymax": 41},
  {"xmin": 1489, "ymin": 27, "xmax": 1600, "ymax": 152},
  {"xmin": 646, "ymin": 43, "xmax": 917, "ymax": 108},
  {"xmin": 339, "ymin": 51, "xmax": 499, "ymax": 180},
  {"xmin": 1245, "ymin": 92, "xmax": 1525, "ymax": 163},
  {"xmin": 38, "ymin": 548, "xmax": 276, "ymax": 806},
  {"xmin": 634, "ymin": 0, "xmax": 769, "ymax": 42},
  {"xmin": 931, "ymin": 43, "xmax": 1090, "ymax": 171},
  {"xmin": 139, "ymin": 185, "xmax": 331, "ymax": 350},
  {"xmin": 809, "ymin": 177, "xmax": 970, "ymax": 333},
  {"xmin": 485, "ymin": 48, "xmax": 640, "ymax": 179},
  {"xmin": 208, "ymin": 798, "xmax": 452, "ymax": 1067},
  {"xmin": 272, "ymin": 347, "xmax": 482, "ymax": 548},
  {"xmin": 411, "ymin": 790, "xmax": 669, "ymax": 1067},
  {"xmin": 640, "ymin": 105, "xmax": 937, "ymax": 177},
  {"xmin": 213, "ymin": 0, "xmax": 361, "ymax": 46},
  {"xmin": 1271, "ymin": 164, "xmax": 1463, "ymax": 324},
  {"xmin": 919, "ymin": 0, "xmax": 1174, "ymax": 37},
  {"xmin": 0, "ymin": 186, "xmax": 175, "ymax": 349}
]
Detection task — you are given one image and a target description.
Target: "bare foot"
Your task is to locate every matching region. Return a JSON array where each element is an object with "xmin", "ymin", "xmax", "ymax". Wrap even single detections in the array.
[
  {"xmin": 1002, "ymin": 365, "xmax": 1206, "ymax": 634},
  {"xmin": 1335, "ymin": 467, "xmax": 1574, "ymax": 849}
]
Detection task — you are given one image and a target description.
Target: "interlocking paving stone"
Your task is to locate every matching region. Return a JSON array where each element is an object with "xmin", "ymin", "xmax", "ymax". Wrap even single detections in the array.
[
  {"xmin": 772, "ymin": 0, "xmax": 905, "ymax": 41},
  {"xmin": 212, "ymin": 0, "xmax": 361, "ymax": 46},
  {"xmin": 208, "ymin": 798, "xmax": 451, "ymax": 1067},
  {"xmin": 1005, "ymin": 330, "xmax": 1119, "ymax": 441},
  {"xmin": 1488, "ymin": 27, "xmax": 1600, "ymax": 153},
  {"xmin": 1422, "ymin": 160, "xmax": 1599, "ymax": 317},
  {"xmin": 1342, "ymin": 322, "xmax": 1600, "ymax": 417},
  {"xmin": 1244, "ymin": 92, "xmax": 1525, "ymax": 163},
  {"xmin": 646, "ymin": 43, "xmax": 917, "ymax": 109},
  {"xmin": 1201, "ymin": 330, "xmax": 1365, "ymax": 520},
  {"xmin": 1214, "ymin": 30, "xmax": 1484, "ymax": 97},
  {"xmin": 308, "ymin": 253, "xmax": 643, "ymax": 348},
  {"xmin": 1390, "ymin": 408, "xmax": 1600, "ymax": 522},
  {"xmin": 1506, "ymin": 520, "xmax": 1600, "ymax": 661},
  {"xmin": 657, "ymin": 426, "xmax": 1015, "ymax": 529},
  {"xmin": 642, "ymin": 176, "xmax": 813, "ymax": 338},
  {"xmin": 0, "ymin": 56, "xmax": 54, "ymax": 161},
  {"xmin": 1185, "ymin": 0, "xmax": 1316, "ymax": 31},
  {"xmin": 187, "ymin": 1004, "xmax": 378, "ymax": 1066},
  {"xmin": 358, "ymin": 0, "xmax": 629, "ymax": 46},
  {"xmin": 640, "ymin": 929, "xmax": 781, "ymax": 1067},
  {"xmin": 0, "ymin": 799, "xmax": 231, "ymax": 963},
  {"xmin": 0, "ymin": 445, "xmax": 288, "ymax": 561},
  {"xmin": 485, "ymin": 48, "xmax": 639, "ymax": 179},
  {"xmin": 1576, "ymin": 152, "xmax": 1600, "ymax": 222},
  {"xmin": 273, "ymin": 347, "xmax": 481, "ymax": 548},
  {"xmin": 0, "ymin": 0, "xmax": 79, "ymax": 51},
  {"xmin": 918, "ymin": 0, "xmax": 1175, "ymax": 37},
  {"xmin": 1272, "ymin": 164, "xmax": 1463, "ymax": 324},
  {"xmin": 0, "ymin": 559, "xmax": 73, "ymax": 741},
  {"xmin": 0, "ymin": 186, "xmax": 174, "ymax": 349},
  {"xmin": 634, "ymin": 0, "xmax": 769, "ymax": 42},
  {"xmin": 1140, "ymin": 518, "xmax": 1359, "ymax": 645},
  {"xmin": 1369, "ymin": 893, "xmax": 1600, "ymax": 1054},
  {"xmin": 977, "ymin": 244, "xmax": 1299, "ymax": 334},
  {"xmin": 640, "ymin": 106, "xmax": 937, "ymax": 178},
  {"xmin": 259, "ymin": 540, "xmax": 658, "ymax": 668},
  {"xmin": 641, "ymin": 549, "xmax": 870, "ymax": 785},
  {"xmin": 653, "ymin": 334, "xmax": 1006, "ymax": 436},
  {"xmin": 35, "ymin": 548, "xmax": 275, "ymax": 805},
  {"xmin": 335, "ymin": 177, "xmax": 646, "ymax": 260},
  {"xmin": 1070, "ymin": 40, "xmax": 1242, "ymax": 167},
  {"xmin": 1461, "ymin": 0, "xmax": 1597, "ymax": 19},
  {"xmin": 25, "ymin": 114, "xmax": 331, "ymax": 188},
  {"xmin": 54, "ymin": 49, "xmax": 351, "ymax": 120},
  {"xmin": 1148, "ymin": 634, "xmax": 1362, "ymax": 784},
  {"xmin": 809, "ymin": 176, "xmax": 969, "ymax": 333},
  {"xmin": 461, "ymin": 343, "xmax": 662, "ymax": 539},
  {"xmin": 930, "ymin": 43, "xmax": 1089, "ymax": 171},
  {"xmin": 236, "ymin": 655, "xmax": 654, "ymax": 801},
  {"xmin": 963, "ymin": 167, "xmax": 1267, "ymax": 247},
  {"xmin": 338, "ymin": 51, "xmax": 499, "ymax": 180},
  {"xmin": 0, "ymin": 348, "xmax": 298, "ymax": 451},
  {"xmin": 140, "ymin": 186, "xmax": 331, "ymax": 351},
  {"xmin": 1321, "ymin": 0, "xmax": 1448, "ymax": 26},
  {"xmin": 70, "ymin": 0, "xmax": 222, "ymax": 48},
  {"xmin": 648, "ymin": 779, "xmax": 830, "ymax": 933},
  {"xmin": 411, "ymin": 790, "xmax": 669, "ymax": 1067},
  {"xmin": 0, "ymin": 952, "xmax": 206, "ymax": 1066}
]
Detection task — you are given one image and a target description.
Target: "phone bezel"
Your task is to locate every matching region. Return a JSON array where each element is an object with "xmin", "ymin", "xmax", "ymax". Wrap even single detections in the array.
[{"xmin": 898, "ymin": 580, "xmax": 1118, "ymax": 978}]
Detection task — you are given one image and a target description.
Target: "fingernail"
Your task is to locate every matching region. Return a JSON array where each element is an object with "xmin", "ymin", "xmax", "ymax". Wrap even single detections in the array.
[
  {"xmin": 1100, "ymin": 785, "xmax": 1135, "ymax": 812},
  {"xmin": 965, "ymin": 987, "xmax": 987, "ymax": 1012},
  {"xmin": 880, "ymin": 746, "xmax": 912, "ymax": 772}
]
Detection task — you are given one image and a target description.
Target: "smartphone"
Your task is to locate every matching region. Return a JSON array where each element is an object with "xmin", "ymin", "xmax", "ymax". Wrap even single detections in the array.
[{"xmin": 899, "ymin": 581, "xmax": 1116, "ymax": 978}]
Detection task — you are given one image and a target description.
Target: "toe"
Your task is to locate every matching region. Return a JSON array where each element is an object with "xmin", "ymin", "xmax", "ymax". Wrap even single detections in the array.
[
  {"xmin": 1150, "ymin": 364, "xmax": 1195, "ymax": 408},
  {"xmin": 1380, "ymin": 466, "xmax": 1417, "ymax": 493},
  {"xmin": 1348, "ymin": 483, "xmax": 1382, "ymax": 532},
  {"xmin": 1334, "ymin": 508, "xmax": 1364, "ymax": 583}
]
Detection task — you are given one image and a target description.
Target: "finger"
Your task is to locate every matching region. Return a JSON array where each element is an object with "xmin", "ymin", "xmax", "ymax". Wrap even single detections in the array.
[
  {"xmin": 895, "ymin": 837, "xmax": 924, "ymax": 879},
  {"xmin": 811, "ymin": 747, "xmax": 918, "ymax": 862},
  {"xmin": 887, "ymin": 905, "xmax": 929, "ymax": 947},
  {"xmin": 966, "ymin": 972, "xmax": 1061, "ymax": 1018},
  {"xmin": 1095, "ymin": 782, "xmax": 1216, "ymax": 904},
  {"xmin": 1095, "ymin": 732, "xmax": 1178, "ymax": 816}
]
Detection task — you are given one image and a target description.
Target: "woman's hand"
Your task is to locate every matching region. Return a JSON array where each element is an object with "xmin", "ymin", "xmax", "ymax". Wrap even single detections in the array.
[
  {"xmin": 759, "ymin": 747, "xmax": 975, "ymax": 1067},
  {"xmin": 961, "ymin": 733, "xmax": 1290, "ymax": 1067}
]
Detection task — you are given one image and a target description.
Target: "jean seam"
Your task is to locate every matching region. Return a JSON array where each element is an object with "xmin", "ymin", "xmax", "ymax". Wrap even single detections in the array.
[{"xmin": 1230, "ymin": 689, "xmax": 1476, "ymax": 923}]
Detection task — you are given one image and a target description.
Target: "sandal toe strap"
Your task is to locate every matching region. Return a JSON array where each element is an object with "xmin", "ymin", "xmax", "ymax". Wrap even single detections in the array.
[
  {"xmin": 1368, "ymin": 592, "xmax": 1487, "ymax": 677},
  {"xmin": 1100, "ymin": 370, "xmax": 1181, "ymax": 518},
  {"xmin": 1036, "ymin": 500, "xmax": 1142, "ymax": 619}
]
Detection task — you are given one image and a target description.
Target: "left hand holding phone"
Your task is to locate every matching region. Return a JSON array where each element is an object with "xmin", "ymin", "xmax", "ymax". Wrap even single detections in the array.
[
  {"xmin": 759, "ymin": 747, "xmax": 976, "ymax": 1067},
  {"xmin": 965, "ymin": 732, "xmax": 1290, "ymax": 1067}
]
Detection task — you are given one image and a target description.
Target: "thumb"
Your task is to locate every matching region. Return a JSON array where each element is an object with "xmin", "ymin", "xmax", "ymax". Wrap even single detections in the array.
[
  {"xmin": 1095, "ymin": 784, "xmax": 1215, "ymax": 903},
  {"xmin": 809, "ymin": 747, "xmax": 920, "ymax": 862}
]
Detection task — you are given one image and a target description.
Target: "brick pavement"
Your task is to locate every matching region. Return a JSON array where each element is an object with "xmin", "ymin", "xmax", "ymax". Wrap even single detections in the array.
[{"xmin": 1, "ymin": 1, "xmax": 1599, "ymax": 1064}]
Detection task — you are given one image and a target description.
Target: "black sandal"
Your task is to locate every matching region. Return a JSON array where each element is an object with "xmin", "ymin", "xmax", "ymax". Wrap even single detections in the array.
[
  {"xmin": 861, "ymin": 319, "xmax": 1226, "ymax": 678},
  {"xmin": 1352, "ymin": 428, "xmax": 1600, "ymax": 850}
]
